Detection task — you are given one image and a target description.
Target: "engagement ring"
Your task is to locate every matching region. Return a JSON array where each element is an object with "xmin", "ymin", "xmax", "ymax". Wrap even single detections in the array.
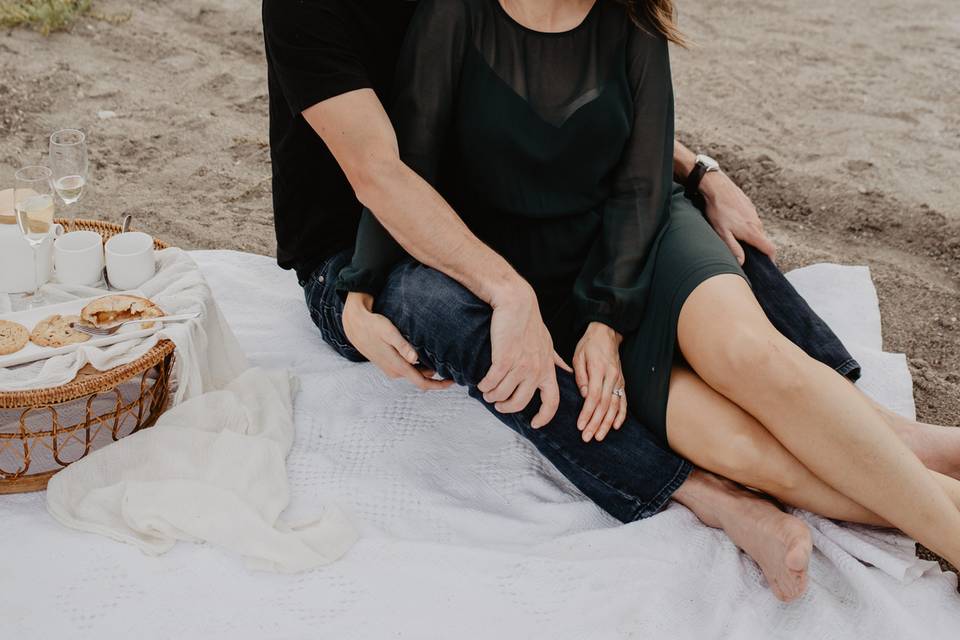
[{"xmin": 613, "ymin": 388, "xmax": 625, "ymax": 398}]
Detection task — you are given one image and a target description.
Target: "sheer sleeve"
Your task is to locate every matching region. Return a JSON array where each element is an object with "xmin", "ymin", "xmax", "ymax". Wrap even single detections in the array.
[
  {"xmin": 572, "ymin": 29, "xmax": 675, "ymax": 335},
  {"xmin": 336, "ymin": 0, "xmax": 470, "ymax": 295}
]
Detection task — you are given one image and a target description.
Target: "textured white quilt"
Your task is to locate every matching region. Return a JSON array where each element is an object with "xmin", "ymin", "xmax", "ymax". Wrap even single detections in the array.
[{"xmin": 1, "ymin": 250, "xmax": 958, "ymax": 639}]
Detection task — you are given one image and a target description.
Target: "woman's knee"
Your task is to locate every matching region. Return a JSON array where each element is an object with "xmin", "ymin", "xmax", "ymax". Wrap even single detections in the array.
[
  {"xmin": 679, "ymin": 276, "xmax": 811, "ymax": 398},
  {"xmin": 697, "ymin": 322, "xmax": 809, "ymax": 399}
]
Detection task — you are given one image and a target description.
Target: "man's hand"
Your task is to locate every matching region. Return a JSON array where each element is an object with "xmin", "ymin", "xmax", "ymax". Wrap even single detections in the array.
[
  {"xmin": 342, "ymin": 292, "xmax": 453, "ymax": 391},
  {"xmin": 700, "ymin": 171, "xmax": 777, "ymax": 265},
  {"xmin": 477, "ymin": 282, "xmax": 571, "ymax": 428},
  {"xmin": 573, "ymin": 322, "xmax": 627, "ymax": 443}
]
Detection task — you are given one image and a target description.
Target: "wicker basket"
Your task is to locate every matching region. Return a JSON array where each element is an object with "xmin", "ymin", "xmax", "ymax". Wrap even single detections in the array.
[{"xmin": 0, "ymin": 219, "xmax": 176, "ymax": 494}]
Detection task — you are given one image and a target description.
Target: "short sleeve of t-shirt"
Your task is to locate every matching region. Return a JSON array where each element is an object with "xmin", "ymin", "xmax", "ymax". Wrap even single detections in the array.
[{"xmin": 262, "ymin": 0, "xmax": 373, "ymax": 115}]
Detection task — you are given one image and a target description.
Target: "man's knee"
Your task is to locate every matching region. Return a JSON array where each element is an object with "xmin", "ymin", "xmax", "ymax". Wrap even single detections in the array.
[
  {"xmin": 383, "ymin": 263, "xmax": 488, "ymax": 331},
  {"xmin": 375, "ymin": 262, "xmax": 493, "ymax": 380}
]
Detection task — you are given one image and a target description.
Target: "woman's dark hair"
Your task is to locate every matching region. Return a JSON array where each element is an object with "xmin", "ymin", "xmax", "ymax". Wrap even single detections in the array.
[{"xmin": 613, "ymin": 0, "xmax": 686, "ymax": 46}]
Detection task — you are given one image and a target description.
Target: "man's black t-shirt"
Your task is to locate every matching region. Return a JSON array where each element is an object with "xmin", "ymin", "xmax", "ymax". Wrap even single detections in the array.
[{"xmin": 262, "ymin": 0, "xmax": 417, "ymax": 282}]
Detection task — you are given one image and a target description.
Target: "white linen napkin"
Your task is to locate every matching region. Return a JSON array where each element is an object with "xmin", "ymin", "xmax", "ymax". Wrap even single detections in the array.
[{"xmin": 45, "ymin": 367, "xmax": 358, "ymax": 572}]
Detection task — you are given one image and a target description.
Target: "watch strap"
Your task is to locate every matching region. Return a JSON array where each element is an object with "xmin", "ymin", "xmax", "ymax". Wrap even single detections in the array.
[{"xmin": 685, "ymin": 161, "xmax": 709, "ymax": 199}]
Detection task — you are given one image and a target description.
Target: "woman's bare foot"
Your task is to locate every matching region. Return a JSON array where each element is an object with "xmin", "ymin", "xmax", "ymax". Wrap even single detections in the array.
[
  {"xmin": 673, "ymin": 470, "xmax": 812, "ymax": 602},
  {"xmin": 902, "ymin": 422, "xmax": 960, "ymax": 479},
  {"xmin": 871, "ymin": 399, "xmax": 960, "ymax": 479}
]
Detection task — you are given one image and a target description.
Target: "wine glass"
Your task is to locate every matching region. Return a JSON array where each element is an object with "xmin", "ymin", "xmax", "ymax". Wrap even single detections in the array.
[
  {"xmin": 49, "ymin": 128, "xmax": 88, "ymax": 231},
  {"xmin": 14, "ymin": 165, "xmax": 55, "ymax": 308}
]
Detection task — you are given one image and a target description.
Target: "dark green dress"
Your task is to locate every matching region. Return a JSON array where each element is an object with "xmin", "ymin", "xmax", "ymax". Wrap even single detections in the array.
[{"xmin": 337, "ymin": 0, "xmax": 745, "ymax": 443}]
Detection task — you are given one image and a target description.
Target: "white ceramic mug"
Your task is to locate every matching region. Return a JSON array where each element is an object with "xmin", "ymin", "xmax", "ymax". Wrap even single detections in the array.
[
  {"xmin": 105, "ymin": 231, "xmax": 156, "ymax": 290},
  {"xmin": 0, "ymin": 222, "xmax": 63, "ymax": 293},
  {"xmin": 54, "ymin": 230, "xmax": 104, "ymax": 286}
]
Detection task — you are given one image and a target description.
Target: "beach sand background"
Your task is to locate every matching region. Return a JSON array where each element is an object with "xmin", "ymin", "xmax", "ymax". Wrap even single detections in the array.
[{"xmin": 1, "ymin": 0, "xmax": 957, "ymax": 428}]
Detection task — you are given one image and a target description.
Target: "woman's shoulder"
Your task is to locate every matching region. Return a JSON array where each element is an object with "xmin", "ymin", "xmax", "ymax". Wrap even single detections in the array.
[
  {"xmin": 596, "ymin": 3, "xmax": 666, "ymax": 41},
  {"xmin": 595, "ymin": 3, "xmax": 669, "ymax": 66}
]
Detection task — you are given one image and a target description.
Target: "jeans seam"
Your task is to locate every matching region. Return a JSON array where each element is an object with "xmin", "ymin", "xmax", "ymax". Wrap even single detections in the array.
[
  {"xmin": 835, "ymin": 357, "xmax": 860, "ymax": 378},
  {"xmin": 328, "ymin": 307, "xmax": 362, "ymax": 357},
  {"xmin": 629, "ymin": 458, "xmax": 693, "ymax": 520},
  {"xmin": 303, "ymin": 253, "xmax": 365, "ymax": 361}
]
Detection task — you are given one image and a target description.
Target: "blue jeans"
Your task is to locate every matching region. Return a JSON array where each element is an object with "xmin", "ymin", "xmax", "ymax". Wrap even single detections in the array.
[
  {"xmin": 742, "ymin": 243, "xmax": 860, "ymax": 380},
  {"xmin": 303, "ymin": 248, "xmax": 860, "ymax": 522}
]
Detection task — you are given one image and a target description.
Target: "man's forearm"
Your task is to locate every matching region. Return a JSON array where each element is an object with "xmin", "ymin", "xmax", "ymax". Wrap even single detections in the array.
[
  {"xmin": 307, "ymin": 89, "xmax": 556, "ymax": 416},
  {"xmin": 303, "ymin": 89, "xmax": 529, "ymax": 307},
  {"xmin": 356, "ymin": 156, "xmax": 531, "ymax": 307}
]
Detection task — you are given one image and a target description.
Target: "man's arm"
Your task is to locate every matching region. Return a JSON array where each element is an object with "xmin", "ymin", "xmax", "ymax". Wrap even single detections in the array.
[
  {"xmin": 306, "ymin": 90, "xmax": 521, "ymax": 306},
  {"xmin": 305, "ymin": 89, "xmax": 565, "ymax": 426},
  {"xmin": 674, "ymin": 140, "xmax": 776, "ymax": 264}
]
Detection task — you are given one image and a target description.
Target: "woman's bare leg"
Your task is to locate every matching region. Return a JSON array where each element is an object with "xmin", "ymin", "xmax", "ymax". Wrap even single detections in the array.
[
  {"xmin": 676, "ymin": 274, "xmax": 960, "ymax": 568},
  {"xmin": 668, "ymin": 365, "xmax": 960, "ymax": 527},
  {"xmin": 864, "ymin": 395, "xmax": 960, "ymax": 479},
  {"xmin": 667, "ymin": 366, "xmax": 886, "ymax": 525}
]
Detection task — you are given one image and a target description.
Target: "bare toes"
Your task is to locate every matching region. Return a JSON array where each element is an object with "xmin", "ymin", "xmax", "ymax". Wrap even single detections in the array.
[{"xmin": 786, "ymin": 535, "xmax": 812, "ymax": 573}]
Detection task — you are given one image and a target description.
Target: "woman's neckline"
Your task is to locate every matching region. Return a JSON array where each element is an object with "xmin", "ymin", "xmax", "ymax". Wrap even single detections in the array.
[{"xmin": 494, "ymin": 0, "xmax": 600, "ymax": 37}]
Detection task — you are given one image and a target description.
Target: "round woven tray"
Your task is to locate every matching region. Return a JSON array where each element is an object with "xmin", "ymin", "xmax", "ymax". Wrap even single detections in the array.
[{"xmin": 0, "ymin": 218, "xmax": 176, "ymax": 494}]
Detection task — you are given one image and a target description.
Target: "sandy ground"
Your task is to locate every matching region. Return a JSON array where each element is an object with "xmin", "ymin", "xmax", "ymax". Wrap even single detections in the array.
[{"xmin": 0, "ymin": 0, "xmax": 957, "ymax": 424}]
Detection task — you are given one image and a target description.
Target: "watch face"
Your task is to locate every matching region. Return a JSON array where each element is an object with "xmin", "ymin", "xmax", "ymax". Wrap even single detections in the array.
[{"xmin": 697, "ymin": 154, "xmax": 720, "ymax": 171}]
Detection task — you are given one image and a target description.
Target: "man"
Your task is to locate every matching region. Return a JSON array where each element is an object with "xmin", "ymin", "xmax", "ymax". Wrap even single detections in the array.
[{"xmin": 262, "ymin": 0, "xmax": 833, "ymax": 602}]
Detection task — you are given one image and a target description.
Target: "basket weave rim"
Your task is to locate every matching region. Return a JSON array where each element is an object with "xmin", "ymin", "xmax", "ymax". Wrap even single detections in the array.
[{"xmin": 0, "ymin": 218, "xmax": 175, "ymax": 408}]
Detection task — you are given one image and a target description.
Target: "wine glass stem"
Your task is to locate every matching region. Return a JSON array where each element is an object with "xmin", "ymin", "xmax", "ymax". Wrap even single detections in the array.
[
  {"xmin": 70, "ymin": 200, "xmax": 80, "ymax": 232},
  {"xmin": 32, "ymin": 245, "xmax": 41, "ymax": 299}
]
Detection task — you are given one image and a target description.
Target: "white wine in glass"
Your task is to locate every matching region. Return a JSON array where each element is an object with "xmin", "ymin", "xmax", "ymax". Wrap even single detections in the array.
[
  {"xmin": 49, "ymin": 128, "xmax": 88, "ymax": 229},
  {"xmin": 14, "ymin": 165, "xmax": 55, "ymax": 308},
  {"xmin": 54, "ymin": 174, "xmax": 85, "ymax": 203}
]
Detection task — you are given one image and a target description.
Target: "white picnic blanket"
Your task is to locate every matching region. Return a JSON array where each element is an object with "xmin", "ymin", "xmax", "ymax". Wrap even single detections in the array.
[{"xmin": 1, "ymin": 250, "xmax": 958, "ymax": 639}]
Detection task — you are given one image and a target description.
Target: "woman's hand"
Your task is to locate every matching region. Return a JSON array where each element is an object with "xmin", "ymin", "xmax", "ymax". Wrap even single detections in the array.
[
  {"xmin": 342, "ymin": 292, "xmax": 453, "ymax": 391},
  {"xmin": 573, "ymin": 322, "xmax": 627, "ymax": 443}
]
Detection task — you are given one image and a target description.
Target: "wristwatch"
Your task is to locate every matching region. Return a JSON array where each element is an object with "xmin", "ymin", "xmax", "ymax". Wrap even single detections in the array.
[{"xmin": 684, "ymin": 154, "xmax": 721, "ymax": 199}]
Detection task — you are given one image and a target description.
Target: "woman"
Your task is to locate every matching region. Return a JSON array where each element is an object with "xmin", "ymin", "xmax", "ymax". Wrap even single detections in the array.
[{"xmin": 337, "ymin": 0, "xmax": 960, "ymax": 571}]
